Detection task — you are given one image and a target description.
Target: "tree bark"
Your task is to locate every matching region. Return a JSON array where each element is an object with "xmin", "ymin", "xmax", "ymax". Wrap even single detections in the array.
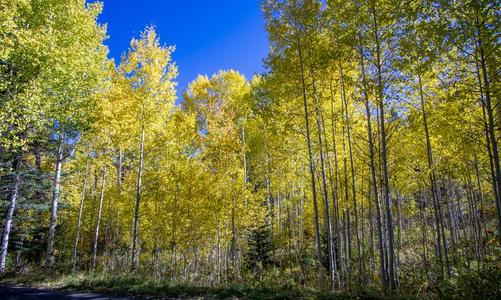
[
  {"xmin": 476, "ymin": 27, "xmax": 501, "ymax": 246},
  {"xmin": 0, "ymin": 157, "xmax": 21, "ymax": 273},
  {"xmin": 72, "ymin": 160, "xmax": 90, "ymax": 272},
  {"xmin": 417, "ymin": 72, "xmax": 451, "ymax": 277},
  {"xmin": 340, "ymin": 64, "xmax": 362, "ymax": 281},
  {"xmin": 418, "ymin": 193, "xmax": 430, "ymax": 280},
  {"xmin": 117, "ymin": 148, "xmax": 123, "ymax": 192},
  {"xmin": 358, "ymin": 43, "xmax": 387, "ymax": 289},
  {"xmin": 92, "ymin": 164, "xmax": 106, "ymax": 269},
  {"xmin": 321, "ymin": 97, "xmax": 341, "ymax": 286},
  {"xmin": 46, "ymin": 132, "xmax": 64, "ymax": 268},
  {"xmin": 371, "ymin": 2, "xmax": 397, "ymax": 289},
  {"xmin": 297, "ymin": 39, "xmax": 323, "ymax": 286},
  {"xmin": 311, "ymin": 68, "xmax": 335, "ymax": 289},
  {"xmin": 131, "ymin": 127, "xmax": 145, "ymax": 271}
]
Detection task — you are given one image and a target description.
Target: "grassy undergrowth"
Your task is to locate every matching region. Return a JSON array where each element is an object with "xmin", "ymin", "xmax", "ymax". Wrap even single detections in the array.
[
  {"xmin": 0, "ymin": 272, "xmax": 401, "ymax": 299},
  {"xmin": 3, "ymin": 266, "xmax": 501, "ymax": 299}
]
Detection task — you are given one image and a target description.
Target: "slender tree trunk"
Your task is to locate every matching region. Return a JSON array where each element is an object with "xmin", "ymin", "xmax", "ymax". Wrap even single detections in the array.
[
  {"xmin": 153, "ymin": 243, "xmax": 160, "ymax": 278},
  {"xmin": 466, "ymin": 164, "xmax": 482, "ymax": 264},
  {"xmin": 477, "ymin": 62, "xmax": 499, "ymax": 217},
  {"xmin": 344, "ymin": 208, "xmax": 351, "ymax": 285},
  {"xmin": 473, "ymin": 153, "xmax": 487, "ymax": 244},
  {"xmin": 0, "ymin": 157, "xmax": 21, "ymax": 273},
  {"xmin": 72, "ymin": 160, "xmax": 90, "ymax": 272},
  {"xmin": 396, "ymin": 194, "xmax": 402, "ymax": 270},
  {"xmin": 371, "ymin": 3, "xmax": 397, "ymax": 289},
  {"xmin": 476, "ymin": 30, "xmax": 501, "ymax": 246},
  {"xmin": 104, "ymin": 192, "xmax": 112, "ymax": 267},
  {"xmin": 444, "ymin": 183, "xmax": 458, "ymax": 268},
  {"xmin": 322, "ymin": 100, "xmax": 340, "ymax": 286},
  {"xmin": 131, "ymin": 127, "xmax": 145, "ymax": 271},
  {"xmin": 15, "ymin": 238, "xmax": 23, "ymax": 270},
  {"xmin": 46, "ymin": 132, "xmax": 64, "ymax": 268},
  {"xmin": 230, "ymin": 197, "xmax": 237, "ymax": 281},
  {"xmin": 358, "ymin": 44, "xmax": 387, "ymax": 290},
  {"xmin": 341, "ymin": 95, "xmax": 351, "ymax": 276},
  {"xmin": 117, "ymin": 149, "xmax": 123, "ymax": 191},
  {"xmin": 242, "ymin": 127, "xmax": 248, "ymax": 185},
  {"xmin": 297, "ymin": 39, "xmax": 323, "ymax": 286},
  {"xmin": 437, "ymin": 184, "xmax": 452, "ymax": 277},
  {"xmin": 92, "ymin": 164, "xmax": 106, "ymax": 270},
  {"xmin": 361, "ymin": 175, "xmax": 366, "ymax": 277},
  {"xmin": 217, "ymin": 222, "xmax": 221, "ymax": 284},
  {"xmin": 418, "ymin": 193, "xmax": 430, "ymax": 280},
  {"xmin": 368, "ymin": 179, "xmax": 375, "ymax": 278},
  {"xmin": 417, "ymin": 72, "xmax": 450, "ymax": 277},
  {"xmin": 328, "ymin": 83, "xmax": 344, "ymax": 285},
  {"xmin": 375, "ymin": 112, "xmax": 389, "ymax": 283},
  {"xmin": 340, "ymin": 64, "xmax": 362, "ymax": 282},
  {"xmin": 311, "ymin": 70, "xmax": 335, "ymax": 289}
]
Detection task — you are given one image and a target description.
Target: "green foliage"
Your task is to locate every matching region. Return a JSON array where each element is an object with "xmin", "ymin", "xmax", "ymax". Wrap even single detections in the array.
[{"xmin": 245, "ymin": 224, "xmax": 275, "ymax": 271}]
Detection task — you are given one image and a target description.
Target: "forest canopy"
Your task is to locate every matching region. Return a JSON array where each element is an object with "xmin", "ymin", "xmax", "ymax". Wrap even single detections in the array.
[{"xmin": 0, "ymin": 0, "xmax": 500, "ymax": 299}]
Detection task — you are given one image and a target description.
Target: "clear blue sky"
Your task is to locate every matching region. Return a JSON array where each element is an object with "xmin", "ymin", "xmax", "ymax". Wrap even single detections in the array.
[{"xmin": 97, "ymin": 0, "xmax": 269, "ymax": 101}]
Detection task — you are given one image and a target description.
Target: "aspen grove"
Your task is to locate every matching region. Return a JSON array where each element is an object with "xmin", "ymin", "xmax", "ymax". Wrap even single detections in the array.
[{"xmin": 0, "ymin": 0, "xmax": 500, "ymax": 298}]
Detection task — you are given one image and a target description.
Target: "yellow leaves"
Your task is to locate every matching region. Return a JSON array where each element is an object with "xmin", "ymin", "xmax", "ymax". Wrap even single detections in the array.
[{"xmin": 117, "ymin": 26, "xmax": 178, "ymax": 145}]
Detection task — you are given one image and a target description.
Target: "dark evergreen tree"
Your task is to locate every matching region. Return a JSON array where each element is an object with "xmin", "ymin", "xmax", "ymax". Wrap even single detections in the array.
[{"xmin": 245, "ymin": 223, "xmax": 275, "ymax": 273}]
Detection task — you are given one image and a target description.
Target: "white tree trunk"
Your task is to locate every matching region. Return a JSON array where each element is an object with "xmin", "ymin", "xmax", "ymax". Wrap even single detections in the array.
[
  {"xmin": 92, "ymin": 163, "xmax": 106, "ymax": 269},
  {"xmin": 72, "ymin": 160, "xmax": 90, "ymax": 272},
  {"xmin": 46, "ymin": 133, "xmax": 64, "ymax": 268},
  {"xmin": 0, "ymin": 158, "xmax": 21, "ymax": 273}
]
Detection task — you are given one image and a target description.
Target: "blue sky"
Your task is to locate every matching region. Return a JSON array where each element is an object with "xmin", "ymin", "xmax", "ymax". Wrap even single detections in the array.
[{"xmin": 97, "ymin": 0, "xmax": 269, "ymax": 100}]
